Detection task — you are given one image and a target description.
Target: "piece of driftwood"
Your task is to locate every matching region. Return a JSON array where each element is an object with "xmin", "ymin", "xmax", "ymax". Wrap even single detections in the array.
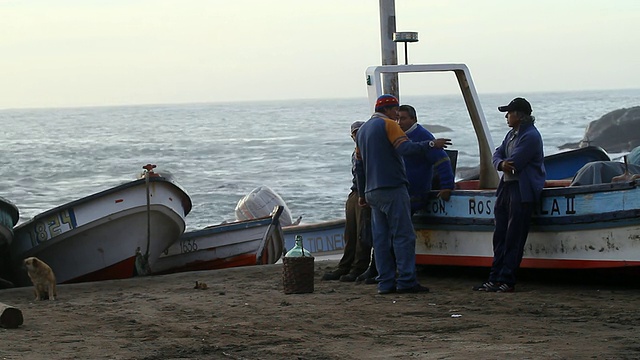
[{"xmin": 0, "ymin": 302, "xmax": 24, "ymax": 328}]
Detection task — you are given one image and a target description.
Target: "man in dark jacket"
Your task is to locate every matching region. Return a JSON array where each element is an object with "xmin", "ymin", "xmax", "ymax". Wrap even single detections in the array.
[
  {"xmin": 397, "ymin": 104, "xmax": 455, "ymax": 213},
  {"xmin": 474, "ymin": 97, "xmax": 546, "ymax": 293},
  {"xmin": 322, "ymin": 121, "xmax": 373, "ymax": 282}
]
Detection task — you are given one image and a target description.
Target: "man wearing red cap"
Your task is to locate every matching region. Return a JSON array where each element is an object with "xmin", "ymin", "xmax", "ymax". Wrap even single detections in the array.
[{"xmin": 354, "ymin": 94, "xmax": 451, "ymax": 294}]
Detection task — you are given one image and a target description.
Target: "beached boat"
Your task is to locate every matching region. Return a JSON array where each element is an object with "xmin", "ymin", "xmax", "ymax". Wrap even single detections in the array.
[
  {"xmin": 0, "ymin": 197, "xmax": 20, "ymax": 286},
  {"xmin": 9, "ymin": 165, "xmax": 192, "ymax": 286},
  {"xmin": 0, "ymin": 197, "xmax": 19, "ymax": 248},
  {"xmin": 366, "ymin": 63, "xmax": 640, "ymax": 270},
  {"xmin": 151, "ymin": 206, "xmax": 285, "ymax": 275},
  {"xmin": 543, "ymin": 146, "xmax": 610, "ymax": 180},
  {"xmin": 283, "ymin": 219, "xmax": 346, "ymax": 256},
  {"xmin": 460, "ymin": 146, "xmax": 611, "ymax": 181}
]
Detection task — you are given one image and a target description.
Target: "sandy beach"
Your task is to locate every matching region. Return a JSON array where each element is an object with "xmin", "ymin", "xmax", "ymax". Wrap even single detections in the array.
[{"xmin": 1, "ymin": 260, "xmax": 639, "ymax": 360}]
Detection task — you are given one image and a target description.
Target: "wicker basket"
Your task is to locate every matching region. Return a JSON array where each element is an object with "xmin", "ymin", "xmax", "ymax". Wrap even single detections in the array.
[{"xmin": 282, "ymin": 256, "xmax": 315, "ymax": 294}]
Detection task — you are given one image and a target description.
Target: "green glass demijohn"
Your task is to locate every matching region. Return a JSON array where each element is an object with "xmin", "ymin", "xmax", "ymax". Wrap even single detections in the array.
[{"xmin": 285, "ymin": 235, "xmax": 311, "ymax": 257}]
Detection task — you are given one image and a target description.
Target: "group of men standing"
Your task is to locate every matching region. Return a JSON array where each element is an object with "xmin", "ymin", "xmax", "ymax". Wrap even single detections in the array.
[{"xmin": 323, "ymin": 94, "xmax": 545, "ymax": 294}]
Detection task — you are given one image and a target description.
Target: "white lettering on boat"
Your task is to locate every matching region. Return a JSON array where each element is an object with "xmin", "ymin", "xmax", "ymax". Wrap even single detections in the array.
[{"xmin": 302, "ymin": 233, "xmax": 345, "ymax": 253}]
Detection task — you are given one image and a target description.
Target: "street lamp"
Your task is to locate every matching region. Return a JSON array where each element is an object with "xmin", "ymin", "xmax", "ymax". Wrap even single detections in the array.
[{"xmin": 393, "ymin": 32, "xmax": 419, "ymax": 65}]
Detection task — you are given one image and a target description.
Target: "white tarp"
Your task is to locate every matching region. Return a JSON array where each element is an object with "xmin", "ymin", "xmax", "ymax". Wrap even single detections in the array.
[{"xmin": 234, "ymin": 185, "xmax": 294, "ymax": 226}]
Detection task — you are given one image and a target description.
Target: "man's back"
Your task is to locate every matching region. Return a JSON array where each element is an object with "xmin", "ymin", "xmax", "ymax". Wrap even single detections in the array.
[{"xmin": 356, "ymin": 115, "xmax": 409, "ymax": 193}]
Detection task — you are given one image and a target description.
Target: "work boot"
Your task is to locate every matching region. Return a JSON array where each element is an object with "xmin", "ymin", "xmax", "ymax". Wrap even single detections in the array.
[
  {"xmin": 356, "ymin": 265, "xmax": 378, "ymax": 282},
  {"xmin": 339, "ymin": 273, "xmax": 359, "ymax": 282},
  {"xmin": 322, "ymin": 268, "xmax": 349, "ymax": 281}
]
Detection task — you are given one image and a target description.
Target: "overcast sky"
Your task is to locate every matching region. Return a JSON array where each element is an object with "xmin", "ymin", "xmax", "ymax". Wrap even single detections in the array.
[{"xmin": 1, "ymin": 0, "xmax": 639, "ymax": 109}]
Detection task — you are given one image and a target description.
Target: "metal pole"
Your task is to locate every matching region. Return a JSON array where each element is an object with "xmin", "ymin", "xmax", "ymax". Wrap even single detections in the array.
[
  {"xmin": 379, "ymin": 0, "xmax": 398, "ymax": 99},
  {"xmin": 404, "ymin": 42, "xmax": 408, "ymax": 65}
]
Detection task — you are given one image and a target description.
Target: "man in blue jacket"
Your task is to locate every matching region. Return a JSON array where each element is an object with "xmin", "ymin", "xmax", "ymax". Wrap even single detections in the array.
[
  {"xmin": 473, "ymin": 97, "xmax": 546, "ymax": 293},
  {"xmin": 355, "ymin": 94, "xmax": 451, "ymax": 294},
  {"xmin": 397, "ymin": 104, "xmax": 455, "ymax": 213}
]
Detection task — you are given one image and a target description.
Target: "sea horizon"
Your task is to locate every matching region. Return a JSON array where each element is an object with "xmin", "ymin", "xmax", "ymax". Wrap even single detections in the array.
[{"xmin": 2, "ymin": 86, "xmax": 640, "ymax": 112}]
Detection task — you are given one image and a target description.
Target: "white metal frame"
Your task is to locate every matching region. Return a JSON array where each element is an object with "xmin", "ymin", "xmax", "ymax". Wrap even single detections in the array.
[{"xmin": 365, "ymin": 63, "xmax": 500, "ymax": 188}]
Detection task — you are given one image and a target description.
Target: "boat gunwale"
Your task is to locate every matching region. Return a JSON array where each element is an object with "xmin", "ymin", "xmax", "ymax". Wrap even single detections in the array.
[
  {"xmin": 13, "ymin": 204, "xmax": 186, "ymax": 260},
  {"xmin": 13, "ymin": 176, "xmax": 192, "ymax": 230},
  {"xmin": 0, "ymin": 196, "xmax": 20, "ymax": 227},
  {"xmin": 282, "ymin": 218, "xmax": 345, "ymax": 233}
]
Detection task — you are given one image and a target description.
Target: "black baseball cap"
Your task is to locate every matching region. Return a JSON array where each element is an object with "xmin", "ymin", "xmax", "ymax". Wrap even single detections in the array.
[{"xmin": 498, "ymin": 97, "xmax": 532, "ymax": 115}]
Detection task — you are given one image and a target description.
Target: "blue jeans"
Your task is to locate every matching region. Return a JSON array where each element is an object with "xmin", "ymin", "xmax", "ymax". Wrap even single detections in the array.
[{"xmin": 366, "ymin": 186, "xmax": 418, "ymax": 292}]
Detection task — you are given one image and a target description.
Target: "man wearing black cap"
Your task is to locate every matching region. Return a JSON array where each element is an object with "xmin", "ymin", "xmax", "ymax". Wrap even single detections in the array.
[{"xmin": 473, "ymin": 97, "xmax": 546, "ymax": 293}]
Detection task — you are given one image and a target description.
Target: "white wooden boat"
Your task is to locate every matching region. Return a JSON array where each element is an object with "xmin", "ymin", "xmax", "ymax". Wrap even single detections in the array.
[
  {"xmin": 283, "ymin": 219, "xmax": 346, "ymax": 256},
  {"xmin": 151, "ymin": 206, "xmax": 285, "ymax": 274},
  {"xmin": 366, "ymin": 64, "xmax": 640, "ymax": 271},
  {"xmin": 9, "ymin": 165, "xmax": 192, "ymax": 285}
]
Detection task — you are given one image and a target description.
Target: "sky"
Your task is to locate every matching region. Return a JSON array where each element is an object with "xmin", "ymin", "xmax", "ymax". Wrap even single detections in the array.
[{"xmin": 1, "ymin": 0, "xmax": 639, "ymax": 109}]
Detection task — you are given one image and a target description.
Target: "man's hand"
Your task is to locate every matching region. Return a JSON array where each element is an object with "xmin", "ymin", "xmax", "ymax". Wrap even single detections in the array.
[
  {"xmin": 437, "ymin": 189, "xmax": 452, "ymax": 201},
  {"xmin": 433, "ymin": 138, "xmax": 452, "ymax": 149},
  {"xmin": 501, "ymin": 160, "xmax": 516, "ymax": 174},
  {"xmin": 358, "ymin": 196, "xmax": 368, "ymax": 207}
]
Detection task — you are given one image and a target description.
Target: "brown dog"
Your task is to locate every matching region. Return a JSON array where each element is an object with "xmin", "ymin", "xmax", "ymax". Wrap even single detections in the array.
[{"xmin": 23, "ymin": 257, "xmax": 57, "ymax": 301}]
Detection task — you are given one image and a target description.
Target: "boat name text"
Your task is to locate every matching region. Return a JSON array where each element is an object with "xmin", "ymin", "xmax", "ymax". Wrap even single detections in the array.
[{"xmin": 30, "ymin": 209, "xmax": 77, "ymax": 246}]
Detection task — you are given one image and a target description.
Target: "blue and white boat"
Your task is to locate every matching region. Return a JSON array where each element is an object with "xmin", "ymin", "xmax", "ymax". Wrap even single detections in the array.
[
  {"xmin": 151, "ymin": 206, "xmax": 285, "ymax": 275},
  {"xmin": 366, "ymin": 63, "xmax": 640, "ymax": 270},
  {"xmin": 283, "ymin": 219, "xmax": 346, "ymax": 256}
]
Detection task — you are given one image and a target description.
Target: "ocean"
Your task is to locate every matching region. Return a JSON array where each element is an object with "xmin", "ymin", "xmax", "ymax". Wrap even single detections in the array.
[{"xmin": 1, "ymin": 89, "xmax": 639, "ymax": 230}]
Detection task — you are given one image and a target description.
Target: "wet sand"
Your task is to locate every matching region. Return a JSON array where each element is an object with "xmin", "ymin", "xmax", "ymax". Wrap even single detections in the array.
[{"xmin": 1, "ymin": 260, "xmax": 639, "ymax": 360}]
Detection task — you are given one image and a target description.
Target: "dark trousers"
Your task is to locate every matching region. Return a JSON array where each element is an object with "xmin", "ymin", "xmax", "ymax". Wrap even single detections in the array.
[
  {"xmin": 337, "ymin": 191, "xmax": 372, "ymax": 275},
  {"xmin": 489, "ymin": 182, "xmax": 533, "ymax": 286}
]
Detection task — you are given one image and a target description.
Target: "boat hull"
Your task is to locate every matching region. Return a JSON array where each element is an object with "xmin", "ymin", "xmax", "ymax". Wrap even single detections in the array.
[
  {"xmin": 283, "ymin": 219, "xmax": 345, "ymax": 256},
  {"xmin": 0, "ymin": 196, "xmax": 19, "ymax": 247},
  {"xmin": 151, "ymin": 207, "xmax": 285, "ymax": 275},
  {"xmin": 10, "ymin": 176, "xmax": 191, "ymax": 286},
  {"xmin": 414, "ymin": 179, "xmax": 640, "ymax": 270}
]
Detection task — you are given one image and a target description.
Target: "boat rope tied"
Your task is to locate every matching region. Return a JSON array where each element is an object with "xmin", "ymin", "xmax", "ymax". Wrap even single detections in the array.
[{"xmin": 142, "ymin": 164, "xmax": 156, "ymax": 260}]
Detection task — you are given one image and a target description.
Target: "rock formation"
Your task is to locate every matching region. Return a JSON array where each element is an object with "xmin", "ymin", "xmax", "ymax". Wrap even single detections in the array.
[{"xmin": 560, "ymin": 106, "xmax": 640, "ymax": 153}]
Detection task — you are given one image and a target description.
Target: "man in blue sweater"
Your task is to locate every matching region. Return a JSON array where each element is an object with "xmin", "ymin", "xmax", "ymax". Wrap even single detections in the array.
[
  {"xmin": 397, "ymin": 105, "xmax": 455, "ymax": 214},
  {"xmin": 355, "ymin": 94, "xmax": 451, "ymax": 294},
  {"xmin": 473, "ymin": 97, "xmax": 546, "ymax": 293}
]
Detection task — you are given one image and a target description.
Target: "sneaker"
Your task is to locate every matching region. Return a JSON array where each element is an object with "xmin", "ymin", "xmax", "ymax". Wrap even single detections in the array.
[
  {"xmin": 472, "ymin": 281, "xmax": 496, "ymax": 291},
  {"xmin": 321, "ymin": 269, "xmax": 349, "ymax": 281},
  {"xmin": 397, "ymin": 284, "xmax": 430, "ymax": 294},
  {"xmin": 490, "ymin": 283, "xmax": 515, "ymax": 293},
  {"xmin": 339, "ymin": 273, "xmax": 358, "ymax": 282}
]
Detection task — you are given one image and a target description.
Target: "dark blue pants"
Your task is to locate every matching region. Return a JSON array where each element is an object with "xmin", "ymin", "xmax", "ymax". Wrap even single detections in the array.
[{"xmin": 489, "ymin": 182, "xmax": 533, "ymax": 286}]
